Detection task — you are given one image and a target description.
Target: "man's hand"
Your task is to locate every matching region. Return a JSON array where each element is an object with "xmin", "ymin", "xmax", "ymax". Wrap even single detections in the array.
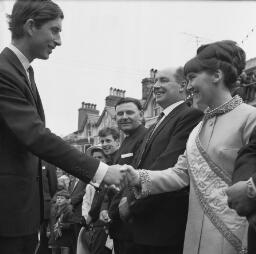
[
  {"xmin": 103, "ymin": 164, "xmax": 127, "ymax": 186},
  {"xmin": 99, "ymin": 210, "xmax": 110, "ymax": 223},
  {"xmin": 125, "ymin": 165, "xmax": 140, "ymax": 187},
  {"xmin": 226, "ymin": 181, "xmax": 256, "ymax": 216}
]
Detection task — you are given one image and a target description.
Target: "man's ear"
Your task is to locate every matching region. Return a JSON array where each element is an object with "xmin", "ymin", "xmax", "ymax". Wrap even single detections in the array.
[
  {"xmin": 179, "ymin": 80, "xmax": 187, "ymax": 93},
  {"xmin": 139, "ymin": 110, "xmax": 144, "ymax": 119},
  {"xmin": 212, "ymin": 69, "xmax": 223, "ymax": 84},
  {"xmin": 23, "ymin": 19, "xmax": 36, "ymax": 37}
]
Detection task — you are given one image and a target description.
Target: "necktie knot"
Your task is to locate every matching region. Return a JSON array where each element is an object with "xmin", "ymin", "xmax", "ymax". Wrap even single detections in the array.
[{"xmin": 157, "ymin": 112, "xmax": 164, "ymax": 122}]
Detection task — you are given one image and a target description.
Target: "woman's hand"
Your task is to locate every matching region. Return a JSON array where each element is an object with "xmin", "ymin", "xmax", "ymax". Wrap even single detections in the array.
[{"xmin": 124, "ymin": 165, "xmax": 141, "ymax": 187}]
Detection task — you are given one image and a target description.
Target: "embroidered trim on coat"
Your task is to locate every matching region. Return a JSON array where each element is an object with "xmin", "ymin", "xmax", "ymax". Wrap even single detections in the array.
[
  {"xmin": 133, "ymin": 169, "xmax": 152, "ymax": 199},
  {"xmin": 189, "ymin": 172, "xmax": 247, "ymax": 254},
  {"xmin": 187, "ymin": 126, "xmax": 247, "ymax": 254},
  {"xmin": 196, "ymin": 137, "xmax": 232, "ymax": 185}
]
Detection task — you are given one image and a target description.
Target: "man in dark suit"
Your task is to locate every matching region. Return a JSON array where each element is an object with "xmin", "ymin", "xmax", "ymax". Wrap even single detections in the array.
[
  {"xmin": 127, "ymin": 67, "xmax": 203, "ymax": 254},
  {"xmin": 100, "ymin": 97, "xmax": 148, "ymax": 254},
  {"xmin": 0, "ymin": 1, "xmax": 125, "ymax": 253},
  {"xmin": 227, "ymin": 126, "xmax": 256, "ymax": 254}
]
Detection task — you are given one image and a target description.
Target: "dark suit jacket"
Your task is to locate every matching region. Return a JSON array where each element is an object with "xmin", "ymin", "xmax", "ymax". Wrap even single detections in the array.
[
  {"xmin": 69, "ymin": 179, "xmax": 87, "ymax": 222},
  {"xmin": 108, "ymin": 125, "xmax": 148, "ymax": 241},
  {"xmin": 130, "ymin": 102, "xmax": 203, "ymax": 246},
  {"xmin": 232, "ymin": 126, "xmax": 256, "ymax": 254},
  {"xmin": 0, "ymin": 48, "xmax": 99, "ymax": 237},
  {"xmin": 233, "ymin": 126, "xmax": 256, "ymax": 183}
]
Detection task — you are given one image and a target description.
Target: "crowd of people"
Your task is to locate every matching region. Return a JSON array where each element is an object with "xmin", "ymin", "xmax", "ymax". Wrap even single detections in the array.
[{"xmin": 1, "ymin": 1, "xmax": 256, "ymax": 254}]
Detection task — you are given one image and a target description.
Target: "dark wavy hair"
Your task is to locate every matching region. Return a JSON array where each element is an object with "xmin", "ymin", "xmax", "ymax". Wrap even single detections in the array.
[
  {"xmin": 7, "ymin": 0, "xmax": 64, "ymax": 39},
  {"xmin": 98, "ymin": 127, "xmax": 120, "ymax": 141},
  {"xmin": 184, "ymin": 40, "xmax": 246, "ymax": 89}
]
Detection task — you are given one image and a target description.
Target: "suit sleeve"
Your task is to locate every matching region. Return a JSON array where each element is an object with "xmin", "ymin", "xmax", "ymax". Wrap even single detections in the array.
[
  {"xmin": 0, "ymin": 70, "xmax": 100, "ymax": 183},
  {"xmin": 70, "ymin": 181, "xmax": 86, "ymax": 207},
  {"xmin": 233, "ymin": 127, "xmax": 256, "ymax": 183},
  {"xmin": 233, "ymin": 111, "xmax": 256, "ymax": 184},
  {"xmin": 140, "ymin": 152, "xmax": 190, "ymax": 196},
  {"xmin": 149, "ymin": 109, "xmax": 203, "ymax": 170}
]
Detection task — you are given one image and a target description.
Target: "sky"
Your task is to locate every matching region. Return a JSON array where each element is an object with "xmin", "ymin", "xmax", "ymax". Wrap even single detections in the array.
[{"xmin": 0, "ymin": 0, "xmax": 256, "ymax": 136}]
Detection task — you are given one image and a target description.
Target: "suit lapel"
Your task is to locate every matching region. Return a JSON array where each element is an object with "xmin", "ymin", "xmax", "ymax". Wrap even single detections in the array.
[
  {"xmin": 141, "ymin": 103, "xmax": 188, "ymax": 161},
  {"xmin": 2, "ymin": 48, "xmax": 45, "ymax": 122}
]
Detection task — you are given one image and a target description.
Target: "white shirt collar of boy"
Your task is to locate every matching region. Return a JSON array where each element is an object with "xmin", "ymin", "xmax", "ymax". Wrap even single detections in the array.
[{"xmin": 8, "ymin": 44, "xmax": 31, "ymax": 78}]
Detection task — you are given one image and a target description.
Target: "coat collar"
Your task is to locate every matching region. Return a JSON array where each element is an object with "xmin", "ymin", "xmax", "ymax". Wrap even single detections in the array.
[
  {"xmin": 2, "ymin": 47, "xmax": 30, "ymax": 85},
  {"xmin": 1, "ymin": 47, "xmax": 45, "ymax": 122},
  {"xmin": 144, "ymin": 102, "xmax": 188, "ymax": 152}
]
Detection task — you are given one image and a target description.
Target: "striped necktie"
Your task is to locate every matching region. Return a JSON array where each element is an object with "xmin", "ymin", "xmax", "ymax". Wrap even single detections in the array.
[
  {"xmin": 135, "ymin": 112, "xmax": 165, "ymax": 167},
  {"xmin": 149, "ymin": 112, "xmax": 165, "ymax": 138}
]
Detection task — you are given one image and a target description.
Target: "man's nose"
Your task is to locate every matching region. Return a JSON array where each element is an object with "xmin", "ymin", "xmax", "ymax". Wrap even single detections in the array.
[
  {"xmin": 153, "ymin": 81, "xmax": 160, "ymax": 89},
  {"xmin": 121, "ymin": 112, "xmax": 128, "ymax": 118}
]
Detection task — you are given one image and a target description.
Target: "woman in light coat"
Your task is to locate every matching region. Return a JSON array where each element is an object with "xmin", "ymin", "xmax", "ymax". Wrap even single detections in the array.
[{"xmin": 126, "ymin": 40, "xmax": 256, "ymax": 254}]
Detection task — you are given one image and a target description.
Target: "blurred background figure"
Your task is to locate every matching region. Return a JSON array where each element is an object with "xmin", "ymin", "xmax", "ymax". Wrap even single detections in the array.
[
  {"xmin": 77, "ymin": 145, "xmax": 109, "ymax": 254},
  {"xmin": 68, "ymin": 175, "xmax": 86, "ymax": 254},
  {"xmin": 57, "ymin": 169, "xmax": 70, "ymax": 191},
  {"xmin": 49, "ymin": 190, "xmax": 76, "ymax": 254}
]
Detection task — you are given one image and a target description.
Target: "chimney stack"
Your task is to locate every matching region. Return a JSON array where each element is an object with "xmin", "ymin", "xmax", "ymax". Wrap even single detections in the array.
[
  {"xmin": 141, "ymin": 68, "xmax": 156, "ymax": 100},
  {"xmin": 78, "ymin": 102, "xmax": 99, "ymax": 131},
  {"xmin": 105, "ymin": 87, "xmax": 126, "ymax": 107}
]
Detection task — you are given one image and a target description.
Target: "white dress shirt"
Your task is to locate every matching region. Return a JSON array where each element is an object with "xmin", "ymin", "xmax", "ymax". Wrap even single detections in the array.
[{"xmin": 159, "ymin": 100, "xmax": 184, "ymax": 125}]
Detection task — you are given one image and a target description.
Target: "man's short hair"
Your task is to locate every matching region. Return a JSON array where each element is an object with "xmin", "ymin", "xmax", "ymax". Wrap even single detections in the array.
[
  {"xmin": 174, "ymin": 67, "xmax": 186, "ymax": 85},
  {"xmin": 98, "ymin": 127, "xmax": 120, "ymax": 140},
  {"xmin": 7, "ymin": 0, "xmax": 64, "ymax": 40},
  {"xmin": 115, "ymin": 97, "xmax": 143, "ymax": 111}
]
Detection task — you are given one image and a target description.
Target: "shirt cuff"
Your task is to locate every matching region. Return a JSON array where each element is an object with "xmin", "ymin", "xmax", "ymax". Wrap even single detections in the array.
[{"xmin": 92, "ymin": 162, "xmax": 108, "ymax": 185}]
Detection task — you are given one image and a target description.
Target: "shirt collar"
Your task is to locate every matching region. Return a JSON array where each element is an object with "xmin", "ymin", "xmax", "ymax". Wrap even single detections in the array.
[
  {"xmin": 8, "ymin": 44, "xmax": 31, "ymax": 72},
  {"xmin": 162, "ymin": 100, "xmax": 184, "ymax": 117}
]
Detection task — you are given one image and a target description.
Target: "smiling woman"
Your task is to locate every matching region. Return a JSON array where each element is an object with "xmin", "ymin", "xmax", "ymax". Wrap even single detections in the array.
[{"xmin": 126, "ymin": 40, "xmax": 256, "ymax": 254}]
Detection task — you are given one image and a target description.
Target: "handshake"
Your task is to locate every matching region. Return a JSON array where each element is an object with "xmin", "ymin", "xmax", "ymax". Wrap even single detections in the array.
[{"xmin": 103, "ymin": 164, "xmax": 141, "ymax": 189}]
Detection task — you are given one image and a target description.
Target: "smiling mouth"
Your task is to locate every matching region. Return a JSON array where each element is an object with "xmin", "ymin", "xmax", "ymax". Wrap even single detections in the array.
[
  {"xmin": 48, "ymin": 46, "xmax": 55, "ymax": 51},
  {"xmin": 189, "ymin": 88, "xmax": 199, "ymax": 96},
  {"xmin": 154, "ymin": 91, "xmax": 165, "ymax": 96}
]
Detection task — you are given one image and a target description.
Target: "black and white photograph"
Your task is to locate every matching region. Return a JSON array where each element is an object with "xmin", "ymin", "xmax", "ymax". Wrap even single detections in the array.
[{"xmin": 0, "ymin": 0, "xmax": 256, "ymax": 254}]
